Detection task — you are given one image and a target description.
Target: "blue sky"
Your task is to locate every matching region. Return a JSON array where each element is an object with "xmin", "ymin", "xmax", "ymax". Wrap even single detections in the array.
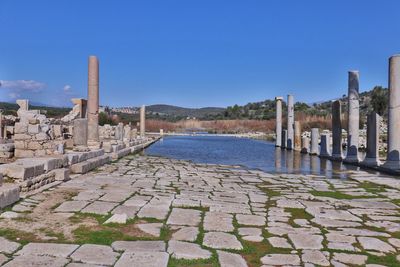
[{"xmin": 0, "ymin": 0, "xmax": 399, "ymax": 108}]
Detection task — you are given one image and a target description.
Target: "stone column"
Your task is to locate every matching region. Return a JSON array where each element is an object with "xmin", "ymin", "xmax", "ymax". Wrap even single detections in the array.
[
  {"xmin": 281, "ymin": 129, "xmax": 287, "ymax": 148},
  {"xmin": 140, "ymin": 105, "xmax": 146, "ymax": 137},
  {"xmin": 384, "ymin": 55, "xmax": 400, "ymax": 169},
  {"xmin": 344, "ymin": 71, "xmax": 360, "ymax": 163},
  {"xmin": 331, "ymin": 100, "xmax": 343, "ymax": 161},
  {"xmin": 319, "ymin": 132, "xmax": 331, "ymax": 158},
  {"xmin": 287, "ymin": 94, "xmax": 294, "ymax": 150},
  {"xmin": 0, "ymin": 112, "xmax": 3, "ymax": 139},
  {"xmin": 87, "ymin": 56, "xmax": 100, "ymax": 146},
  {"xmin": 310, "ymin": 128, "xmax": 319, "ymax": 155},
  {"xmin": 361, "ymin": 112, "xmax": 381, "ymax": 167},
  {"xmin": 301, "ymin": 136, "xmax": 310, "ymax": 154},
  {"xmin": 294, "ymin": 121, "xmax": 301, "ymax": 151},
  {"xmin": 275, "ymin": 97, "xmax": 283, "ymax": 147}
]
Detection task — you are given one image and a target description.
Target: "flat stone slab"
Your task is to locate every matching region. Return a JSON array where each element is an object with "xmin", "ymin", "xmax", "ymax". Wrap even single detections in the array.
[
  {"xmin": 302, "ymin": 250, "xmax": 330, "ymax": 266},
  {"xmin": 114, "ymin": 252, "xmax": 169, "ymax": 267},
  {"xmin": 357, "ymin": 237, "xmax": 396, "ymax": 253},
  {"xmin": 217, "ymin": 251, "xmax": 248, "ymax": 267},
  {"xmin": 70, "ymin": 244, "xmax": 119, "ymax": 266},
  {"xmin": 0, "ymin": 211, "xmax": 20, "ymax": 219},
  {"xmin": 203, "ymin": 212, "xmax": 234, "ymax": 232},
  {"xmin": 81, "ymin": 201, "xmax": 119, "ymax": 215},
  {"xmin": 104, "ymin": 213, "xmax": 127, "ymax": 224},
  {"xmin": 137, "ymin": 204, "xmax": 170, "ymax": 220},
  {"xmin": 55, "ymin": 201, "xmax": 89, "ymax": 213},
  {"xmin": 16, "ymin": 243, "xmax": 79, "ymax": 257},
  {"xmin": 166, "ymin": 208, "xmax": 201, "ymax": 226},
  {"xmin": 0, "ymin": 237, "xmax": 20, "ymax": 254},
  {"xmin": 288, "ymin": 233, "xmax": 323, "ymax": 249},
  {"xmin": 261, "ymin": 254, "xmax": 301, "ymax": 265},
  {"xmin": 333, "ymin": 252, "xmax": 368, "ymax": 265},
  {"xmin": 267, "ymin": 237, "xmax": 292, "ymax": 249},
  {"xmin": 3, "ymin": 255, "xmax": 69, "ymax": 267},
  {"xmin": 171, "ymin": 226, "xmax": 199, "ymax": 241},
  {"xmin": 168, "ymin": 240, "xmax": 211, "ymax": 260},
  {"xmin": 203, "ymin": 232, "xmax": 243, "ymax": 250},
  {"xmin": 137, "ymin": 223, "xmax": 162, "ymax": 237},
  {"xmin": 112, "ymin": 241, "xmax": 166, "ymax": 252},
  {"xmin": 236, "ymin": 214, "xmax": 266, "ymax": 226}
]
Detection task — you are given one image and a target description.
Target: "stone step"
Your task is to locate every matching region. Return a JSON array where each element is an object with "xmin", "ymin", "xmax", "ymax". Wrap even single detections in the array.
[
  {"xmin": 67, "ymin": 149, "xmax": 104, "ymax": 165},
  {"xmin": 70, "ymin": 154, "xmax": 111, "ymax": 174},
  {"xmin": 111, "ymin": 147, "xmax": 131, "ymax": 160},
  {"xmin": 0, "ymin": 184, "xmax": 20, "ymax": 209},
  {"xmin": 15, "ymin": 156, "xmax": 69, "ymax": 172}
]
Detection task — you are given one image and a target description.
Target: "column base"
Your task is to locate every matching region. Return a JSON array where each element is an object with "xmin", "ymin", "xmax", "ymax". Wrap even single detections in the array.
[
  {"xmin": 343, "ymin": 155, "xmax": 359, "ymax": 164},
  {"xmin": 319, "ymin": 153, "xmax": 331, "ymax": 159},
  {"xmin": 381, "ymin": 160, "xmax": 400, "ymax": 170},
  {"xmin": 329, "ymin": 154, "xmax": 343, "ymax": 161},
  {"xmin": 88, "ymin": 140, "xmax": 103, "ymax": 150},
  {"xmin": 359, "ymin": 158, "xmax": 381, "ymax": 167}
]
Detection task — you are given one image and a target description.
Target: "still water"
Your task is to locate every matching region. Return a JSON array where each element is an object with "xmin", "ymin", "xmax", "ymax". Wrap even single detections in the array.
[{"xmin": 145, "ymin": 135, "xmax": 378, "ymax": 178}]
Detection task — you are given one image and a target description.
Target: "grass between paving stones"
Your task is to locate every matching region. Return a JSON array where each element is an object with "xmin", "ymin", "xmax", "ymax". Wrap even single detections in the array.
[
  {"xmin": 258, "ymin": 183, "xmax": 281, "ymax": 197},
  {"xmin": 358, "ymin": 181, "xmax": 388, "ymax": 195},
  {"xmin": 310, "ymin": 190, "xmax": 378, "ymax": 199},
  {"xmin": 0, "ymin": 228, "xmax": 39, "ymax": 245}
]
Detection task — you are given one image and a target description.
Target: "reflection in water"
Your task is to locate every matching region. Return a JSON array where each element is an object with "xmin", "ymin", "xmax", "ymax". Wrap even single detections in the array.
[{"xmin": 146, "ymin": 135, "xmax": 384, "ymax": 179}]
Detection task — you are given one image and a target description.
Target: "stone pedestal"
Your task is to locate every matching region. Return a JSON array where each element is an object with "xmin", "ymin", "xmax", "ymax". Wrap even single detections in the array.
[
  {"xmin": 310, "ymin": 128, "xmax": 319, "ymax": 155},
  {"xmin": 294, "ymin": 121, "xmax": 301, "ymax": 151},
  {"xmin": 319, "ymin": 133, "xmax": 331, "ymax": 158},
  {"xmin": 383, "ymin": 55, "xmax": 400, "ymax": 170},
  {"xmin": 344, "ymin": 71, "xmax": 360, "ymax": 163},
  {"xmin": 275, "ymin": 97, "xmax": 283, "ymax": 147},
  {"xmin": 361, "ymin": 112, "xmax": 381, "ymax": 167},
  {"xmin": 87, "ymin": 56, "xmax": 99, "ymax": 146},
  {"xmin": 140, "ymin": 105, "xmax": 146, "ymax": 137},
  {"xmin": 73, "ymin": 119, "xmax": 88, "ymax": 146},
  {"xmin": 301, "ymin": 136, "xmax": 310, "ymax": 154},
  {"xmin": 115, "ymin": 123, "xmax": 124, "ymax": 141},
  {"xmin": 281, "ymin": 129, "xmax": 287, "ymax": 148},
  {"xmin": 287, "ymin": 95, "xmax": 294, "ymax": 150},
  {"xmin": 160, "ymin": 129, "xmax": 164, "ymax": 136},
  {"xmin": 331, "ymin": 100, "xmax": 343, "ymax": 161}
]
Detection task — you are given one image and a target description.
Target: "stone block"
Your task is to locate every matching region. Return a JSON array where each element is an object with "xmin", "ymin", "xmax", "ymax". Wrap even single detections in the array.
[
  {"xmin": 27, "ymin": 141, "xmax": 43, "ymax": 150},
  {"xmin": 14, "ymin": 141, "xmax": 26, "ymax": 150},
  {"xmin": 35, "ymin": 132, "xmax": 48, "ymax": 141},
  {"xmin": 14, "ymin": 122, "xmax": 28, "ymax": 134},
  {"xmin": 14, "ymin": 134, "xmax": 31, "ymax": 140},
  {"xmin": 54, "ymin": 168, "xmax": 70, "ymax": 181},
  {"xmin": 28, "ymin": 124, "xmax": 40, "ymax": 134},
  {"xmin": 73, "ymin": 119, "xmax": 88, "ymax": 146},
  {"xmin": 0, "ymin": 151, "xmax": 14, "ymax": 158},
  {"xmin": 14, "ymin": 149, "xmax": 34, "ymax": 158},
  {"xmin": 0, "ymin": 184, "xmax": 20, "ymax": 208}
]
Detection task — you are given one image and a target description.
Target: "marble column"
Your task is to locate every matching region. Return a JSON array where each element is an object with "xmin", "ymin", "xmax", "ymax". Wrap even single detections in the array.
[
  {"xmin": 310, "ymin": 128, "xmax": 319, "ymax": 155},
  {"xmin": 281, "ymin": 129, "xmax": 287, "ymax": 148},
  {"xmin": 319, "ymin": 132, "xmax": 331, "ymax": 158},
  {"xmin": 275, "ymin": 97, "xmax": 283, "ymax": 147},
  {"xmin": 301, "ymin": 136, "xmax": 310, "ymax": 154},
  {"xmin": 87, "ymin": 56, "xmax": 99, "ymax": 145},
  {"xmin": 344, "ymin": 71, "xmax": 360, "ymax": 163},
  {"xmin": 294, "ymin": 121, "xmax": 301, "ymax": 151},
  {"xmin": 331, "ymin": 100, "xmax": 343, "ymax": 161},
  {"xmin": 383, "ymin": 55, "xmax": 400, "ymax": 169},
  {"xmin": 140, "ymin": 105, "xmax": 146, "ymax": 137},
  {"xmin": 287, "ymin": 94, "xmax": 294, "ymax": 150},
  {"xmin": 361, "ymin": 112, "xmax": 381, "ymax": 167},
  {"xmin": 0, "ymin": 112, "xmax": 3, "ymax": 139}
]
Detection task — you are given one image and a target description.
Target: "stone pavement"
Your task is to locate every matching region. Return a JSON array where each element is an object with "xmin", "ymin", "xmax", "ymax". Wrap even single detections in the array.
[{"xmin": 0, "ymin": 154, "xmax": 399, "ymax": 266}]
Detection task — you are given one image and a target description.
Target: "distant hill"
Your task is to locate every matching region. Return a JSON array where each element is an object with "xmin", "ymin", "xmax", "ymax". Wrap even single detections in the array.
[{"xmin": 146, "ymin": 104, "xmax": 225, "ymax": 118}]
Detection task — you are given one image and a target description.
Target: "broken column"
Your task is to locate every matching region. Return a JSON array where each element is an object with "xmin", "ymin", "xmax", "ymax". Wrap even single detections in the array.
[
  {"xmin": 344, "ymin": 71, "xmax": 360, "ymax": 163},
  {"xmin": 361, "ymin": 112, "xmax": 381, "ymax": 167},
  {"xmin": 287, "ymin": 94, "xmax": 294, "ymax": 150},
  {"xmin": 310, "ymin": 128, "xmax": 319, "ymax": 155},
  {"xmin": 72, "ymin": 98, "xmax": 87, "ymax": 118},
  {"xmin": 281, "ymin": 129, "xmax": 287, "ymax": 148},
  {"xmin": 275, "ymin": 97, "xmax": 283, "ymax": 147},
  {"xmin": 319, "ymin": 132, "xmax": 331, "ymax": 158},
  {"xmin": 140, "ymin": 105, "xmax": 146, "ymax": 137},
  {"xmin": 87, "ymin": 56, "xmax": 100, "ymax": 147},
  {"xmin": 0, "ymin": 112, "xmax": 3, "ymax": 139},
  {"xmin": 331, "ymin": 100, "xmax": 343, "ymax": 161},
  {"xmin": 301, "ymin": 136, "xmax": 310, "ymax": 154},
  {"xmin": 294, "ymin": 121, "xmax": 301, "ymax": 151},
  {"xmin": 383, "ymin": 55, "xmax": 400, "ymax": 170}
]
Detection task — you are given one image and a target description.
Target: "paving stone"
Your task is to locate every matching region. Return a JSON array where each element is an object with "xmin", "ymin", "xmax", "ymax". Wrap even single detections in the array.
[
  {"xmin": 55, "ymin": 201, "xmax": 89, "ymax": 212},
  {"xmin": 114, "ymin": 252, "xmax": 169, "ymax": 267},
  {"xmin": 111, "ymin": 205, "xmax": 139, "ymax": 219},
  {"xmin": 81, "ymin": 201, "xmax": 119, "ymax": 215},
  {"xmin": 67, "ymin": 264, "xmax": 104, "ymax": 267},
  {"xmin": 203, "ymin": 212, "xmax": 234, "ymax": 232},
  {"xmin": 16, "ymin": 243, "xmax": 79, "ymax": 257},
  {"xmin": 137, "ymin": 204, "xmax": 170, "ymax": 220},
  {"xmin": 217, "ymin": 250, "xmax": 248, "ymax": 267},
  {"xmin": 167, "ymin": 208, "xmax": 201, "ymax": 226},
  {"xmin": 236, "ymin": 214, "xmax": 266, "ymax": 226},
  {"xmin": 3, "ymin": 255, "xmax": 69, "ymax": 267},
  {"xmin": 168, "ymin": 240, "xmax": 211, "ymax": 260},
  {"xmin": 70, "ymin": 244, "xmax": 119, "ymax": 266},
  {"xmin": 137, "ymin": 223, "xmax": 162, "ymax": 237},
  {"xmin": 333, "ymin": 252, "xmax": 368, "ymax": 265},
  {"xmin": 171, "ymin": 226, "xmax": 199, "ymax": 241},
  {"xmin": 203, "ymin": 232, "xmax": 243, "ymax": 250},
  {"xmin": 104, "ymin": 213, "xmax": 127, "ymax": 224},
  {"xmin": 302, "ymin": 250, "xmax": 330, "ymax": 266},
  {"xmin": 357, "ymin": 237, "xmax": 396, "ymax": 253},
  {"xmin": 260, "ymin": 254, "xmax": 301, "ymax": 265},
  {"xmin": 288, "ymin": 233, "xmax": 323, "ymax": 249},
  {"xmin": 267, "ymin": 237, "xmax": 292, "ymax": 249},
  {"xmin": 0, "ymin": 211, "xmax": 20, "ymax": 219},
  {"xmin": 112, "ymin": 241, "xmax": 166, "ymax": 252},
  {"xmin": 0, "ymin": 254, "xmax": 8, "ymax": 266},
  {"xmin": 0, "ymin": 237, "xmax": 20, "ymax": 254}
]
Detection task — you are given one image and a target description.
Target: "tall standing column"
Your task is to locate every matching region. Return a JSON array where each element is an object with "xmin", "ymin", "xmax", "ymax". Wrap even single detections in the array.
[
  {"xmin": 384, "ymin": 55, "xmax": 400, "ymax": 169},
  {"xmin": 140, "ymin": 105, "xmax": 146, "ymax": 137},
  {"xmin": 331, "ymin": 100, "xmax": 343, "ymax": 161},
  {"xmin": 344, "ymin": 71, "xmax": 360, "ymax": 163},
  {"xmin": 87, "ymin": 56, "xmax": 99, "ymax": 146},
  {"xmin": 287, "ymin": 94, "xmax": 294, "ymax": 150},
  {"xmin": 310, "ymin": 128, "xmax": 319, "ymax": 155},
  {"xmin": 275, "ymin": 97, "xmax": 283, "ymax": 147},
  {"xmin": 294, "ymin": 121, "xmax": 301, "ymax": 151},
  {"xmin": 361, "ymin": 112, "xmax": 381, "ymax": 167}
]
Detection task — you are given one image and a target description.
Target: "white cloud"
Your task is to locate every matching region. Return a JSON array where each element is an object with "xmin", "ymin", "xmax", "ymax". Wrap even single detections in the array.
[
  {"xmin": 8, "ymin": 92, "xmax": 20, "ymax": 99},
  {"xmin": 0, "ymin": 80, "xmax": 46, "ymax": 92},
  {"xmin": 63, "ymin": 85, "xmax": 72, "ymax": 92}
]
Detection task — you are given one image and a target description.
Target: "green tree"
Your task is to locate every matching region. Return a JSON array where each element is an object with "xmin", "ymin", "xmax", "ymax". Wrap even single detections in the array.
[{"xmin": 370, "ymin": 86, "xmax": 388, "ymax": 116}]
